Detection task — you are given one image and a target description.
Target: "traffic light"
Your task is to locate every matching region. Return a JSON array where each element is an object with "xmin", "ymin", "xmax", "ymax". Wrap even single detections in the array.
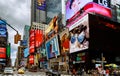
[{"xmin": 14, "ymin": 33, "xmax": 21, "ymax": 44}]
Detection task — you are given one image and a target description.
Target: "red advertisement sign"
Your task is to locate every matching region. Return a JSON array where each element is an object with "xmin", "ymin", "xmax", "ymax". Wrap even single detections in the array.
[
  {"xmin": 83, "ymin": 2, "xmax": 112, "ymax": 18},
  {"xmin": 35, "ymin": 30, "xmax": 43, "ymax": 47},
  {"xmin": 0, "ymin": 48, "xmax": 6, "ymax": 58},
  {"xmin": 29, "ymin": 30, "xmax": 35, "ymax": 54},
  {"xmin": 29, "ymin": 55, "xmax": 34, "ymax": 64}
]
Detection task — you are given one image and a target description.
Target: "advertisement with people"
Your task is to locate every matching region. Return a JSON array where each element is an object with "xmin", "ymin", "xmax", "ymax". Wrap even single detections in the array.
[
  {"xmin": 45, "ymin": 35, "xmax": 60, "ymax": 59},
  {"xmin": 59, "ymin": 28, "xmax": 69, "ymax": 54},
  {"xmin": 69, "ymin": 14, "xmax": 89, "ymax": 53}
]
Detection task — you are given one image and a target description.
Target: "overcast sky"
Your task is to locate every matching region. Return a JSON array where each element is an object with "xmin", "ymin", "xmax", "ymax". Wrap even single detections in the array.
[{"xmin": 0, "ymin": 0, "xmax": 31, "ymax": 66}]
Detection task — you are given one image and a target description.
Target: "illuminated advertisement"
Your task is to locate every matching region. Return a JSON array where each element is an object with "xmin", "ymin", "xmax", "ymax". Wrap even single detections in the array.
[
  {"xmin": 29, "ymin": 55, "xmax": 34, "ymax": 64},
  {"xmin": 93, "ymin": 0, "xmax": 110, "ymax": 8},
  {"xmin": 0, "ymin": 48, "xmax": 6, "ymax": 58},
  {"xmin": 66, "ymin": 0, "xmax": 110, "ymax": 20},
  {"xmin": 69, "ymin": 14, "xmax": 89, "ymax": 53},
  {"xmin": 83, "ymin": 2, "xmax": 112, "ymax": 18},
  {"xmin": 0, "ymin": 27, "xmax": 7, "ymax": 37},
  {"xmin": 45, "ymin": 35, "xmax": 60, "ymax": 59},
  {"xmin": 24, "ymin": 48, "xmax": 29, "ymax": 58},
  {"xmin": 59, "ymin": 28, "xmax": 69, "ymax": 54},
  {"xmin": 36, "ymin": 0, "xmax": 46, "ymax": 11},
  {"xmin": 66, "ymin": 0, "xmax": 92, "ymax": 21},
  {"xmin": 29, "ymin": 30, "xmax": 35, "ymax": 54},
  {"xmin": 45, "ymin": 16, "xmax": 58, "ymax": 41},
  {"xmin": 20, "ymin": 40, "xmax": 27, "ymax": 46},
  {"xmin": 35, "ymin": 30, "xmax": 43, "ymax": 47},
  {"xmin": 7, "ymin": 43, "xmax": 11, "ymax": 57}
]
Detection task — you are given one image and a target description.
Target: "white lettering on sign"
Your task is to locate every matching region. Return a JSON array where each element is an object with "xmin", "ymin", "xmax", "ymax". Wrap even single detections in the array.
[{"xmin": 98, "ymin": 0, "xmax": 108, "ymax": 7}]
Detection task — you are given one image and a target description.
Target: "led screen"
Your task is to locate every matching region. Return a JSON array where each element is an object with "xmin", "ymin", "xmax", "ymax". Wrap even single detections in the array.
[
  {"xmin": 45, "ymin": 35, "xmax": 60, "ymax": 59},
  {"xmin": 69, "ymin": 14, "xmax": 89, "ymax": 53},
  {"xmin": 66, "ymin": 0, "xmax": 92, "ymax": 21}
]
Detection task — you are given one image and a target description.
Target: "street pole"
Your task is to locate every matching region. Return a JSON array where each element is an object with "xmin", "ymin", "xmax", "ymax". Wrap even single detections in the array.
[
  {"xmin": 101, "ymin": 53, "xmax": 104, "ymax": 69},
  {"xmin": 0, "ymin": 18, "xmax": 19, "ymax": 34}
]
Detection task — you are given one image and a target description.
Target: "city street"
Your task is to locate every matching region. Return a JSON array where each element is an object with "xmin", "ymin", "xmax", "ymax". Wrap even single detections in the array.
[{"xmin": 0, "ymin": 71, "xmax": 46, "ymax": 76}]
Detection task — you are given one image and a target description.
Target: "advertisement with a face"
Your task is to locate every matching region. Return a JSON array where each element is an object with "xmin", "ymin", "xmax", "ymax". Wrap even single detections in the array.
[
  {"xmin": 59, "ymin": 28, "xmax": 69, "ymax": 54},
  {"xmin": 69, "ymin": 14, "xmax": 89, "ymax": 53},
  {"xmin": 0, "ymin": 48, "xmax": 6, "ymax": 58},
  {"xmin": 36, "ymin": 0, "xmax": 46, "ymax": 11},
  {"xmin": 66, "ymin": 0, "xmax": 92, "ymax": 21},
  {"xmin": 45, "ymin": 35, "xmax": 60, "ymax": 59}
]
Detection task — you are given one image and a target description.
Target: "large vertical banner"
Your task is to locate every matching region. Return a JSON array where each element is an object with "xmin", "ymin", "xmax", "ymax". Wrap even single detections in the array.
[
  {"xmin": 35, "ymin": 29, "xmax": 43, "ymax": 47},
  {"xmin": 29, "ymin": 29, "xmax": 35, "ymax": 54},
  {"xmin": 45, "ymin": 35, "xmax": 60, "ymax": 59},
  {"xmin": 59, "ymin": 29, "xmax": 69, "ymax": 54},
  {"xmin": 69, "ymin": 14, "xmax": 89, "ymax": 53},
  {"xmin": 7, "ymin": 43, "xmax": 11, "ymax": 58}
]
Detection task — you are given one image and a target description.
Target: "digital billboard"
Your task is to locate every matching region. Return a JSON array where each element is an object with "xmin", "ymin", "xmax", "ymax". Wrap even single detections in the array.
[
  {"xmin": 83, "ymin": 2, "xmax": 112, "ymax": 18},
  {"xmin": 45, "ymin": 35, "xmax": 60, "ymax": 59},
  {"xmin": 69, "ymin": 14, "xmax": 89, "ymax": 53},
  {"xmin": 29, "ymin": 30, "xmax": 35, "ymax": 54},
  {"xmin": 45, "ymin": 16, "xmax": 59, "ymax": 41},
  {"xmin": 7, "ymin": 43, "xmax": 11, "ymax": 57},
  {"xmin": 35, "ymin": 30, "xmax": 43, "ymax": 47},
  {"xmin": 66, "ymin": 0, "xmax": 111, "ymax": 26},
  {"xmin": 20, "ymin": 40, "xmax": 27, "ymax": 46},
  {"xmin": 0, "ymin": 27, "xmax": 7, "ymax": 37},
  {"xmin": 66, "ymin": 0, "xmax": 92, "ymax": 21},
  {"xmin": 59, "ymin": 28, "xmax": 69, "ymax": 54},
  {"xmin": 0, "ymin": 48, "xmax": 6, "ymax": 58},
  {"xmin": 36, "ymin": 0, "xmax": 46, "ymax": 11},
  {"xmin": 24, "ymin": 48, "xmax": 29, "ymax": 58},
  {"xmin": 29, "ymin": 55, "xmax": 34, "ymax": 64}
]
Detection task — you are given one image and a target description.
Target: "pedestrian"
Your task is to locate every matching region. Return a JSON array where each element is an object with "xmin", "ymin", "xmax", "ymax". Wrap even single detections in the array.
[{"xmin": 106, "ymin": 68, "xmax": 110, "ymax": 76}]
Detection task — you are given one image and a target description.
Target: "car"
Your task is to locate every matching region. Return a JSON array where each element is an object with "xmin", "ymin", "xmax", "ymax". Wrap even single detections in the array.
[
  {"xmin": 18, "ymin": 68, "xmax": 25, "ymax": 74},
  {"xmin": 3, "ymin": 67, "xmax": 14, "ymax": 75}
]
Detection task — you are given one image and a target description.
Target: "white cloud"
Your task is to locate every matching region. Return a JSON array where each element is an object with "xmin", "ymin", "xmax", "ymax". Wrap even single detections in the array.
[{"xmin": 0, "ymin": 0, "xmax": 31, "ymax": 66}]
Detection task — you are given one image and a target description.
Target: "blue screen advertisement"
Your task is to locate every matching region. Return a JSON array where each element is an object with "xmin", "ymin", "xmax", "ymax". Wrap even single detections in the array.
[{"xmin": 45, "ymin": 35, "xmax": 60, "ymax": 59}]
